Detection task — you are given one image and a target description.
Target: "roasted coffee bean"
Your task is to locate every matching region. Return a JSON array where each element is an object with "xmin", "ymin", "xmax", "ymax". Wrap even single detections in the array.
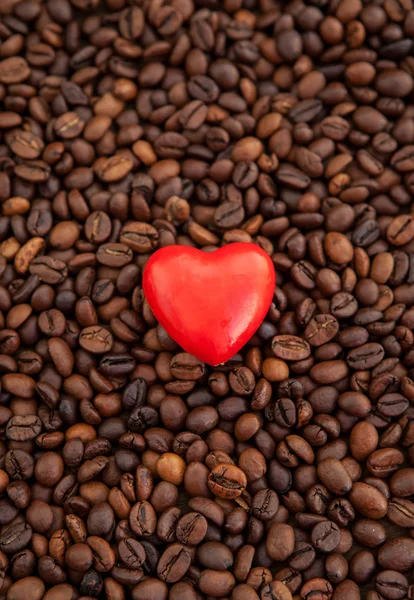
[
  {"xmin": 96, "ymin": 243, "xmax": 133, "ymax": 267},
  {"xmin": 4, "ymin": 449, "xmax": 34, "ymax": 480},
  {"xmin": 197, "ymin": 541, "xmax": 232, "ymax": 570},
  {"xmin": 377, "ymin": 393, "xmax": 409, "ymax": 418},
  {"xmin": 266, "ymin": 523, "xmax": 295, "ymax": 561},
  {"xmin": 0, "ymin": 521, "xmax": 32, "ymax": 554},
  {"xmin": 328, "ymin": 499, "xmax": 355, "ymax": 528},
  {"xmin": 54, "ymin": 112, "xmax": 84, "ymax": 139},
  {"xmin": 29, "ymin": 257, "xmax": 68, "ymax": 284},
  {"xmin": 119, "ymin": 6, "xmax": 144, "ymax": 40},
  {"xmin": 198, "ymin": 569, "xmax": 236, "ymax": 596},
  {"xmin": 272, "ymin": 335, "xmax": 311, "ymax": 361},
  {"xmin": 6, "ymin": 131, "xmax": 44, "ymax": 160},
  {"xmin": 157, "ymin": 543, "xmax": 191, "ymax": 583},
  {"xmin": 84, "ymin": 211, "xmax": 112, "ymax": 244},
  {"xmin": 252, "ymin": 489, "xmax": 279, "ymax": 521},
  {"xmin": 171, "ymin": 354, "xmax": 205, "ymax": 380},
  {"xmin": 6, "ymin": 577, "xmax": 45, "ymax": 600},
  {"xmin": 387, "ymin": 498, "xmax": 414, "ymax": 528},
  {"xmin": 304, "ymin": 315, "xmax": 339, "ymax": 347},
  {"xmin": 375, "ymin": 570, "xmax": 408, "ymax": 600},
  {"xmin": 317, "ymin": 458, "xmax": 353, "ymax": 496},
  {"xmin": 289, "ymin": 541, "xmax": 315, "ymax": 571},
  {"xmin": 390, "ymin": 468, "xmax": 414, "ymax": 497},
  {"xmin": 118, "ymin": 538, "xmax": 146, "ymax": 569},
  {"xmin": 79, "ymin": 326, "xmax": 113, "ymax": 353},
  {"xmin": 208, "ymin": 464, "xmax": 247, "ymax": 499},
  {"xmin": 300, "ymin": 578, "xmax": 332, "ymax": 600},
  {"xmin": 176, "ymin": 512, "xmax": 207, "ymax": 545},
  {"xmin": 0, "ymin": 57, "xmax": 30, "ymax": 84},
  {"xmin": 352, "ymin": 519, "xmax": 386, "ymax": 548},
  {"xmin": 129, "ymin": 501, "xmax": 157, "ymax": 537},
  {"xmin": 347, "ymin": 341, "xmax": 385, "ymax": 369},
  {"xmin": 378, "ymin": 537, "xmax": 414, "ymax": 571},
  {"xmin": 273, "ymin": 398, "xmax": 297, "ymax": 428},
  {"xmin": 349, "ymin": 483, "xmax": 388, "ymax": 519},
  {"xmin": 367, "ymin": 448, "xmax": 404, "ymax": 478},
  {"xmin": 120, "ymin": 222, "xmax": 159, "ymax": 253},
  {"xmin": 311, "ymin": 521, "xmax": 341, "ymax": 553},
  {"xmin": 122, "ymin": 378, "xmax": 147, "ymax": 410},
  {"xmin": 6, "ymin": 415, "xmax": 42, "ymax": 442}
]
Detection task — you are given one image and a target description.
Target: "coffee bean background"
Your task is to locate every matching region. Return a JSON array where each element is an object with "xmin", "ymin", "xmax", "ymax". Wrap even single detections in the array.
[{"xmin": 0, "ymin": 0, "xmax": 413, "ymax": 598}]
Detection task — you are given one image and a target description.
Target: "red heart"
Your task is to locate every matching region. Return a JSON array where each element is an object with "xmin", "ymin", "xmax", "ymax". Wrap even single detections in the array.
[{"xmin": 143, "ymin": 243, "xmax": 275, "ymax": 366}]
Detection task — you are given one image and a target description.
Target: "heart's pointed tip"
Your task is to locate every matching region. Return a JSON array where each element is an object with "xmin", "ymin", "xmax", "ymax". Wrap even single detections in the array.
[
  {"xmin": 198, "ymin": 349, "xmax": 240, "ymax": 367},
  {"xmin": 206, "ymin": 359, "xmax": 227, "ymax": 368}
]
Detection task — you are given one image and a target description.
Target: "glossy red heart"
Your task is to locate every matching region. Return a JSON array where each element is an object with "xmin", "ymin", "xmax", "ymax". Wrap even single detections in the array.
[{"xmin": 143, "ymin": 243, "xmax": 275, "ymax": 366}]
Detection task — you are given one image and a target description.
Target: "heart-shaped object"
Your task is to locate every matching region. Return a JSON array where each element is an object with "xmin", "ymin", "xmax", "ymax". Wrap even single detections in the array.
[{"xmin": 143, "ymin": 243, "xmax": 275, "ymax": 366}]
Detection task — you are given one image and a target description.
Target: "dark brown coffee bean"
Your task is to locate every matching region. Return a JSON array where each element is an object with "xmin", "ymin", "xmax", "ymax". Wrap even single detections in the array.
[
  {"xmin": 95, "ymin": 155, "xmax": 134, "ymax": 182},
  {"xmin": 272, "ymin": 335, "xmax": 311, "ymax": 360},
  {"xmin": 317, "ymin": 458, "xmax": 353, "ymax": 496},
  {"xmin": 6, "ymin": 415, "xmax": 42, "ymax": 442},
  {"xmin": 118, "ymin": 538, "xmax": 146, "ymax": 569},
  {"xmin": 157, "ymin": 543, "xmax": 191, "ymax": 583},
  {"xmin": 119, "ymin": 6, "xmax": 144, "ymax": 40},
  {"xmin": 120, "ymin": 222, "xmax": 159, "ymax": 253},
  {"xmin": 176, "ymin": 512, "xmax": 207, "ymax": 545},
  {"xmin": 197, "ymin": 569, "xmax": 236, "ymax": 596},
  {"xmin": 375, "ymin": 69, "xmax": 414, "ymax": 97},
  {"xmin": 338, "ymin": 392, "xmax": 371, "ymax": 418},
  {"xmin": 301, "ymin": 578, "xmax": 333, "ymax": 600},
  {"xmin": 289, "ymin": 541, "xmax": 315, "ymax": 571},
  {"xmin": 0, "ymin": 521, "xmax": 32, "ymax": 554},
  {"xmin": 352, "ymin": 519, "xmax": 386, "ymax": 548},
  {"xmin": 2, "ymin": 373, "xmax": 36, "ymax": 398},
  {"xmin": 54, "ymin": 112, "xmax": 84, "ymax": 139},
  {"xmin": 266, "ymin": 523, "xmax": 295, "ymax": 561},
  {"xmin": 6, "ymin": 130, "xmax": 44, "ymax": 160},
  {"xmin": 208, "ymin": 464, "xmax": 247, "ymax": 499},
  {"xmin": 29, "ymin": 257, "xmax": 68, "ymax": 284},
  {"xmin": 79, "ymin": 326, "xmax": 113, "ymax": 354},
  {"xmin": 349, "ymin": 483, "xmax": 388, "ymax": 519},
  {"xmin": 96, "ymin": 243, "xmax": 133, "ymax": 267},
  {"xmin": 311, "ymin": 521, "xmax": 341, "ymax": 553},
  {"xmin": 251, "ymin": 489, "xmax": 279, "ymax": 521},
  {"xmin": 346, "ymin": 343, "xmax": 385, "ymax": 370},
  {"xmin": 377, "ymin": 393, "xmax": 409, "ymax": 418},
  {"xmin": 304, "ymin": 315, "xmax": 339, "ymax": 347},
  {"xmin": 229, "ymin": 367, "xmax": 255, "ymax": 395},
  {"xmin": 378, "ymin": 537, "xmax": 414, "ymax": 571},
  {"xmin": 179, "ymin": 101, "xmax": 208, "ymax": 130},
  {"xmin": 0, "ymin": 57, "xmax": 30, "ymax": 84},
  {"xmin": 129, "ymin": 501, "xmax": 157, "ymax": 537},
  {"xmin": 387, "ymin": 498, "xmax": 414, "ymax": 528},
  {"xmin": 375, "ymin": 570, "xmax": 408, "ymax": 600},
  {"xmin": 7, "ymin": 577, "xmax": 45, "ymax": 600},
  {"xmin": 171, "ymin": 354, "xmax": 205, "ymax": 380},
  {"xmin": 390, "ymin": 468, "xmax": 414, "ymax": 497},
  {"xmin": 84, "ymin": 211, "xmax": 112, "ymax": 244},
  {"xmin": 214, "ymin": 202, "xmax": 245, "ymax": 229},
  {"xmin": 367, "ymin": 448, "xmax": 404, "ymax": 478}
]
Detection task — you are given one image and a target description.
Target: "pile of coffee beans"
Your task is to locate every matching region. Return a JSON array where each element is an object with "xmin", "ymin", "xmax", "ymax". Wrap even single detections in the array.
[{"xmin": 0, "ymin": 0, "xmax": 413, "ymax": 598}]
